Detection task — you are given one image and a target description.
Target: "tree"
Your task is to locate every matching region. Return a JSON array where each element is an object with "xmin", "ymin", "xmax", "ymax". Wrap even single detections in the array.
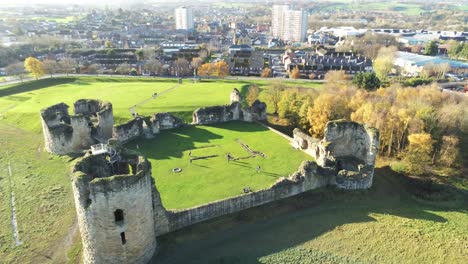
[
  {"xmin": 446, "ymin": 41, "xmax": 467, "ymax": 60},
  {"xmin": 135, "ymin": 49, "xmax": 145, "ymax": 61},
  {"xmin": 246, "ymin": 85, "xmax": 260, "ymax": 106},
  {"xmin": 87, "ymin": 64, "xmax": 101, "ymax": 75},
  {"xmin": 261, "ymin": 67, "xmax": 272, "ymax": 78},
  {"xmin": 24, "ymin": 57, "xmax": 45, "ymax": 80},
  {"xmin": 191, "ymin": 57, "xmax": 203, "ymax": 74},
  {"xmin": 437, "ymin": 136, "xmax": 459, "ymax": 167},
  {"xmin": 265, "ymin": 83, "xmax": 285, "ymax": 115},
  {"xmin": 198, "ymin": 48, "xmax": 210, "ymax": 61},
  {"xmin": 105, "ymin": 41, "xmax": 113, "ymax": 48},
  {"xmin": 116, "ymin": 63, "xmax": 131, "ymax": 75},
  {"xmin": 144, "ymin": 59, "xmax": 162, "ymax": 75},
  {"xmin": 43, "ymin": 59, "xmax": 59, "ymax": 77},
  {"xmin": 173, "ymin": 58, "xmax": 191, "ymax": 76},
  {"xmin": 373, "ymin": 46, "xmax": 397, "ymax": 81},
  {"xmin": 135, "ymin": 48, "xmax": 154, "ymax": 61},
  {"xmin": 197, "ymin": 63, "xmax": 213, "ymax": 76},
  {"xmin": 307, "ymin": 93, "xmax": 348, "ymax": 138},
  {"xmin": 308, "ymin": 73, "xmax": 316, "ymax": 80},
  {"xmin": 289, "ymin": 66, "xmax": 300, "ymax": 79},
  {"xmin": 324, "ymin": 70, "xmax": 349, "ymax": 87},
  {"xmin": 352, "ymin": 72, "xmax": 381, "ymax": 91},
  {"xmin": 424, "ymin": 41, "xmax": 438, "ymax": 56},
  {"xmin": 278, "ymin": 90, "xmax": 305, "ymax": 126},
  {"xmin": 213, "ymin": 61, "xmax": 229, "ymax": 77},
  {"xmin": 58, "ymin": 58, "xmax": 77, "ymax": 76},
  {"xmin": 6, "ymin": 62, "xmax": 26, "ymax": 82},
  {"xmin": 404, "ymin": 133, "xmax": 434, "ymax": 175}
]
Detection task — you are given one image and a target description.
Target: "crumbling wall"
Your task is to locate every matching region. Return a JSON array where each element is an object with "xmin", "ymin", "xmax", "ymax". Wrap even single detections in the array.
[
  {"xmin": 113, "ymin": 118, "xmax": 145, "ymax": 143},
  {"xmin": 41, "ymin": 99, "xmax": 115, "ymax": 155},
  {"xmin": 192, "ymin": 102, "xmax": 242, "ymax": 125},
  {"xmin": 192, "ymin": 99, "xmax": 267, "ymax": 125},
  {"xmin": 74, "ymin": 99, "xmax": 114, "ymax": 141},
  {"xmin": 150, "ymin": 113, "xmax": 184, "ymax": 131},
  {"xmin": 292, "ymin": 120, "xmax": 379, "ymax": 190},
  {"xmin": 162, "ymin": 161, "xmax": 330, "ymax": 233},
  {"xmin": 70, "ymin": 115, "xmax": 94, "ymax": 151},
  {"xmin": 72, "ymin": 152, "xmax": 157, "ymax": 264}
]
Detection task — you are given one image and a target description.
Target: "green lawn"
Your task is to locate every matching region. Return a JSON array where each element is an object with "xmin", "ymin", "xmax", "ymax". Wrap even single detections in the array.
[
  {"xmin": 0, "ymin": 77, "xmax": 321, "ymax": 133},
  {"xmin": 153, "ymin": 166, "xmax": 468, "ymax": 264},
  {"xmin": 0, "ymin": 77, "xmax": 466, "ymax": 263},
  {"xmin": 126, "ymin": 121, "xmax": 311, "ymax": 209},
  {"xmin": 0, "ymin": 123, "xmax": 75, "ymax": 263}
]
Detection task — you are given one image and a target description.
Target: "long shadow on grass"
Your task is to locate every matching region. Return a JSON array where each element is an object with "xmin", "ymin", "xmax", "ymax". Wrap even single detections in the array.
[
  {"xmin": 128, "ymin": 126, "xmax": 223, "ymax": 160},
  {"xmin": 231, "ymin": 162, "xmax": 282, "ymax": 177},
  {"xmin": 151, "ymin": 166, "xmax": 466, "ymax": 264},
  {"xmin": 208, "ymin": 121, "xmax": 269, "ymax": 133},
  {"xmin": 0, "ymin": 77, "xmax": 77, "ymax": 97}
]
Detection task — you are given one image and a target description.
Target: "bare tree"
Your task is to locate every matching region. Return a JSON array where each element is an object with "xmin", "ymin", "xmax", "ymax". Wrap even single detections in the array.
[
  {"xmin": 87, "ymin": 64, "xmax": 101, "ymax": 75},
  {"xmin": 143, "ymin": 59, "xmax": 162, "ymax": 75},
  {"xmin": 43, "ymin": 59, "xmax": 59, "ymax": 77},
  {"xmin": 58, "ymin": 58, "xmax": 77, "ymax": 76},
  {"xmin": 6, "ymin": 61, "xmax": 27, "ymax": 82},
  {"xmin": 173, "ymin": 58, "xmax": 190, "ymax": 76},
  {"xmin": 116, "ymin": 63, "xmax": 131, "ymax": 75}
]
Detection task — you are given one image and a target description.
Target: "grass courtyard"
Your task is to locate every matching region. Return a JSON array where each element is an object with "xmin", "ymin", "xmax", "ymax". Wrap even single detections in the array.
[{"xmin": 126, "ymin": 121, "xmax": 311, "ymax": 209}]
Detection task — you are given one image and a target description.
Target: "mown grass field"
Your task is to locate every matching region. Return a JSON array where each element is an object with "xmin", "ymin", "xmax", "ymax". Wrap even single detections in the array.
[
  {"xmin": 126, "ymin": 121, "xmax": 311, "ymax": 209},
  {"xmin": 0, "ymin": 77, "xmax": 466, "ymax": 263},
  {"xmin": 0, "ymin": 77, "xmax": 319, "ymax": 263},
  {"xmin": 153, "ymin": 167, "xmax": 468, "ymax": 264},
  {"xmin": 0, "ymin": 77, "xmax": 321, "ymax": 133}
]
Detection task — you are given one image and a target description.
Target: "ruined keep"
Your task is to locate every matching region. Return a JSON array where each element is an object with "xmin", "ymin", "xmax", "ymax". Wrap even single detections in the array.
[
  {"xmin": 292, "ymin": 120, "xmax": 379, "ymax": 189},
  {"xmin": 40, "ymin": 99, "xmax": 114, "ymax": 155},
  {"xmin": 71, "ymin": 149, "xmax": 157, "ymax": 264}
]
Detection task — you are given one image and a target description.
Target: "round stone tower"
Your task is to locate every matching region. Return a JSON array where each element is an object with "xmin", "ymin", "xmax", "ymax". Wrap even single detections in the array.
[{"xmin": 71, "ymin": 149, "xmax": 156, "ymax": 264}]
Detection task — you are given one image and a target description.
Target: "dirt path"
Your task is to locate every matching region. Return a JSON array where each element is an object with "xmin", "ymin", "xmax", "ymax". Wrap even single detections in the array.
[{"xmin": 49, "ymin": 218, "xmax": 79, "ymax": 263}]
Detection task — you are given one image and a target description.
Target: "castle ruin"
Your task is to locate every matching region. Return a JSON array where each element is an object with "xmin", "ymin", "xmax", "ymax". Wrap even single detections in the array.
[
  {"xmin": 41, "ymin": 89, "xmax": 379, "ymax": 264},
  {"xmin": 40, "ymin": 99, "xmax": 114, "ymax": 154}
]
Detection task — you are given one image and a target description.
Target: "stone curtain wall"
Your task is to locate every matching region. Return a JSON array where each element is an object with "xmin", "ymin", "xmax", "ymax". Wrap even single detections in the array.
[
  {"xmin": 113, "ymin": 113, "xmax": 184, "ymax": 143},
  {"xmin": 158, "ymin": 161, "xmax": 331, "ymax": 234},
  {"xmin": 113, "ymin": 118, "xmax": 146, "ymax": 143}
]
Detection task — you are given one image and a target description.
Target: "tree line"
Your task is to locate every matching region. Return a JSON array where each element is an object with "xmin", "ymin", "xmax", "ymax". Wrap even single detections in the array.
[{"xmin": 248, "ymin": 71, "xmax": 467, "ymax": 175}]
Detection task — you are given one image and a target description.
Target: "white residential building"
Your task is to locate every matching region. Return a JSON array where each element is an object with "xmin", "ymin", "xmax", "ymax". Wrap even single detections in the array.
[
  {"xmin": 271, "ymin": 5, "xmax": 308, "ymax": 42},
  {"xmin": 175, "ymin": 6, "xmax": 194, "ymax": 30}
]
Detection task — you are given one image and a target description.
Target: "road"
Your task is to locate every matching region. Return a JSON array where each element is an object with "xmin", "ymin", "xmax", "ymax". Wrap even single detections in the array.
[{"xmin": 0, "ymin": 74, "xmax": 325, "ymax": 87}]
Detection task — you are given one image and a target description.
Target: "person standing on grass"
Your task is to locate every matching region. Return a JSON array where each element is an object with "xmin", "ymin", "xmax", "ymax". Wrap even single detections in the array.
[{"xmin": 256, "ymin": 165, "xmax": 261, "ymax": 173}]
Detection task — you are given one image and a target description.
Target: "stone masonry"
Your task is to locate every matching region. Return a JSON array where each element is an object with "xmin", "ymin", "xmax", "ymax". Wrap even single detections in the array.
[
  {"xmin": 40, "ymin": 99, "xmax": 114, "ymax": 155},
  {"xmin": 292, "ymin": 120, "xmax": 379, "ymax": 189}
]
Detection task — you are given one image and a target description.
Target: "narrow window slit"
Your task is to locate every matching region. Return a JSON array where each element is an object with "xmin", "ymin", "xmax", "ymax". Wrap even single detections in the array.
[{"xmin": 120, "ymin": 232, "xmax": 126, "ymax": 245}]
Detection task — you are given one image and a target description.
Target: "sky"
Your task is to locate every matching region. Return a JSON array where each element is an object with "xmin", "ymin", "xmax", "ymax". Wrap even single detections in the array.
[{"xmin": 0, "ymin": 0, "xmax": 145, "ymax": 6}]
